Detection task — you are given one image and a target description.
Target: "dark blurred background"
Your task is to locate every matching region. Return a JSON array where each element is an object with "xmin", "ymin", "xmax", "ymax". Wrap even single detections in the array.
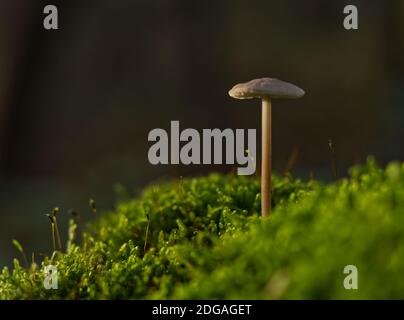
[{"xmin": 0, "ymin": 0, "xmax": 403, "ymax": 267}]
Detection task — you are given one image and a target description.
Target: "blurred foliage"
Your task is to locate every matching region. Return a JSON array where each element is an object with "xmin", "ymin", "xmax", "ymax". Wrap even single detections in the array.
[{"xmin": 1, "ymin": 158, "xmax": 404, "ymax": 299}]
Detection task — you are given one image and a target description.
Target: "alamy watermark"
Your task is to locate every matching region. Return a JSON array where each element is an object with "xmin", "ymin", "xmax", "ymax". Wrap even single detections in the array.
[
  {"xmin": 42, "ymin": 4, "xmax": 358, "ymax": 31},
  {"xmin": 43, "ymin": 5, "xmax": 59, "ymax": 30},
  {"xmin": 43, "ymin": 265, "xmax": 58, "ymax": 290},
  {"xmin": 343, "ymin": 5, "xmax": 358, "ymax": 30},
  {"xmin": 148, "ymin": 121, "xmax": 256, "ymax": 175},
  {"xmin": 343, "ymin": 265, "xmax": 358, "ymax": 290}
]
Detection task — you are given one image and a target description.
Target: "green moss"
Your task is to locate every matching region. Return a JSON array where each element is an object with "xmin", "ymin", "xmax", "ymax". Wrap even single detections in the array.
[{"xmin": 1, "ymin": 158, "xmax": 404, "ymax": 299}]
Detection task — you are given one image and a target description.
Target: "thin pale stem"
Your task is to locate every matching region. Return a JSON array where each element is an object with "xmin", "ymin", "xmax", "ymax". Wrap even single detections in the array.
[
  {"xmin": 54, "ymin": 218, "xmax": 63, "ymax": 252},
  {"xmin": 144, "ymin": 215, "xmax": 150, "ymax": 253},
  {"xmin": 51, "ymin": 223, "xmax": 56, "ymax": 253},
  {"xmin": 261, "ymin": 97, "xmax": 272, "ymax": 217}
]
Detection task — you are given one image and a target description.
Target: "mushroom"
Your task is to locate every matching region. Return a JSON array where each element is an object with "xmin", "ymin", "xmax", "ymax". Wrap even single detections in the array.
[{"xmin": 229, "ymin": 78, "xmax": 305, "ymax": 217}]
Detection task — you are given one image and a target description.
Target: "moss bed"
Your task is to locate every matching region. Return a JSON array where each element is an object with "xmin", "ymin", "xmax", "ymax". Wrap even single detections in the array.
[{"xmin": 1, "ymin": 158, "xmax": 404, "ymax": 299}]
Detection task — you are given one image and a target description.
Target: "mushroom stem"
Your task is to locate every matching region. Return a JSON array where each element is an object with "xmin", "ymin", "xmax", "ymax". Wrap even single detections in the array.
[{"xmin": 261, "ymin": 97, "xmax": 272, "ymax": 217}]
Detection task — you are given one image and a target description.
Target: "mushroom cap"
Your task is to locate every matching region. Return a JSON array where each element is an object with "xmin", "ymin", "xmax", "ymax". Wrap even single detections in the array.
[{"xmin": 228, "ymin": 77, "xmax": 305, "ymax": 100}]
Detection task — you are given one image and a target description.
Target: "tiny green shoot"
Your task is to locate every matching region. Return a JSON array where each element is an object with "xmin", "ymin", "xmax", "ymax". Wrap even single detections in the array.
[
  {"xmin": 11, "ymin": 239, "xmax": 29, "ymax": 268},
  {"xmin": 89, "ymin": 198, "xmax": 97, "ymax": 214}
]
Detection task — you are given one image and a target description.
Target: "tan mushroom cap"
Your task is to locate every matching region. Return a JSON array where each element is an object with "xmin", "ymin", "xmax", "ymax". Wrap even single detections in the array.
[{"xmin": 228, "ymin": 77, "xmax": 305, "ymax": 100}]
